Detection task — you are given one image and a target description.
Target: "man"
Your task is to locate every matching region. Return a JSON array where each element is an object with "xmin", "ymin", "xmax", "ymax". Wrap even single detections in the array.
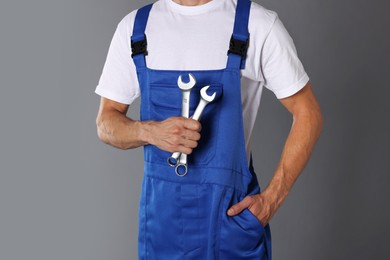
[{"xmin": 95, "ymin": 0, "xmax": 322, "ymax": 259}]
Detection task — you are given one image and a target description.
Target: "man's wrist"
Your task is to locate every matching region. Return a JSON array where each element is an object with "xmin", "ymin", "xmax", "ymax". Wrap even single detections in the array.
[
  {"xmin": 134, "ymin": 120, "xmax": 154, "ymax": 146},
  {"xmin": 263, "ymin": 176, "xmax": 290, "ymax": 208}
]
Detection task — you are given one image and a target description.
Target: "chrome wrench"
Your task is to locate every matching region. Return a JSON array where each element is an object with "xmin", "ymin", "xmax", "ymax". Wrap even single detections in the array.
[
  {"xmin": 174, "ymin": 85, "xmax": 217, "ymax": 176},
  {"xmin": 167, "ymin": 74, "xmax": 196, "ymax": 172}
]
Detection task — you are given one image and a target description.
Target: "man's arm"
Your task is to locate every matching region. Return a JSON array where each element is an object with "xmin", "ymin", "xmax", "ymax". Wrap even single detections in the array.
[
  {"xmin": 227, "ymin": 82, "xmax": 323, "ymax": 226},
  {"xmin": 96, "ymin": 97, "xmax": 201, "ymax": 154}
]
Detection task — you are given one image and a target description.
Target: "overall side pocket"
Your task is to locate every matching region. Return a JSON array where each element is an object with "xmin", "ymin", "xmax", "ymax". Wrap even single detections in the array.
[{"xmin": 219, "ymin": 189, "xmax": 268, "ymax": 259}]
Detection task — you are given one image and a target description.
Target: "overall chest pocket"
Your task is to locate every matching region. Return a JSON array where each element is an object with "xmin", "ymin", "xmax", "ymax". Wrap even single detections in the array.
[{"xmin": 149, "ymin": 83, "xmax": 223, "ymax": 166}]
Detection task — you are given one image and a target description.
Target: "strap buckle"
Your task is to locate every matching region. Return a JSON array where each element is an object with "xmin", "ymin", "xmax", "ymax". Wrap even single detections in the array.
[
  {"xmin": 131, "ymin": 35, "xmax": 148, "ymax": 57},
  {"xmin": 227, "ymin": 35, "xmax": 249, "ymax": 58}
]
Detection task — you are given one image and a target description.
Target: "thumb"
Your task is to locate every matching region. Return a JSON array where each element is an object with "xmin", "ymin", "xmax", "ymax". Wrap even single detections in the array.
[{"xmin": 227, "ymin": 196, "xmax": 253, "ymax": 217}]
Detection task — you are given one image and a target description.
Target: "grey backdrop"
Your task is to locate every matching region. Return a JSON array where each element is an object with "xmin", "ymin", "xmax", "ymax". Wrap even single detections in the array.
[{"xmin": 1, "ymin": 0, "xmax": 389, "ymax": 259}]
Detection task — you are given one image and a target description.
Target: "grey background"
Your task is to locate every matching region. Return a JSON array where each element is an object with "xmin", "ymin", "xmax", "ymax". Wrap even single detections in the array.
[{"xmin": 0, "ymin": 0, "xmax": 389, "ymax": 259}]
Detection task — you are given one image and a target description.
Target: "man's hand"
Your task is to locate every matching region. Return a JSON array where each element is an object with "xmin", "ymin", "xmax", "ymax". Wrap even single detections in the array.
[
  {"xmin": 227, "ymin": 191, "xmax": 278, "ymax": 227},
  {"xmin": 146, "ymin": 117, "xmax": 202, "ymax": 154}
]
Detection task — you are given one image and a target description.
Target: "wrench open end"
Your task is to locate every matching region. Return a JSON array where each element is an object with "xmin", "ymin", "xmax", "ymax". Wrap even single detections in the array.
[
  {"xmin": 177, "ymin": 73, "xmax": 196, "ymax": 90},
  {"xmin": 200, "ymin": 85, "xmax": 216, "ymax": 102}
]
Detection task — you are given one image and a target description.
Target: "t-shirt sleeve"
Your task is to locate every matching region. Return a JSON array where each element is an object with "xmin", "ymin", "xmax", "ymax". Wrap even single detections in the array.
[
  {"xmin": 95, "ymin": 13, "xmax": 140, "ymax": 105},
  {"xmin": 261, "ymin": 16, "xmax": 309, "ymax": 99}
]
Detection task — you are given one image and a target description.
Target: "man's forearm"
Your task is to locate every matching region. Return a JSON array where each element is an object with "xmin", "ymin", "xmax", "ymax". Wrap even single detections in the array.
[
  {"xmin": 264, "ymin": 108, "xmax": 323, "ymax": 208},
  {"xmin": 96, "ymin": 108, "xmax": 150, "ymax": 150}
]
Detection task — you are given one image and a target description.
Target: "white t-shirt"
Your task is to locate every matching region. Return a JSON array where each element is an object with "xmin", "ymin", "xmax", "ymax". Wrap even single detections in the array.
[{"xmin": 95, "ymin": 0, "xmax": 309, "ymax": 157}]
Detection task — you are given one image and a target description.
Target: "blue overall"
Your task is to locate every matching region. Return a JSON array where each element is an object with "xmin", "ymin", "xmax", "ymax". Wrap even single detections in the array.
[{"xmin": 131, "ymin": 0, "xmax": 272, "ymax": 259}]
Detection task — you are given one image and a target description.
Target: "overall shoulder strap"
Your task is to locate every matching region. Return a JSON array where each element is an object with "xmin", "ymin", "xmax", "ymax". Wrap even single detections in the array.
[
  {"xmin": 226, "ymin": 0, "xmax": 252, "ymax": 70},
  {"xmin": 131, "ymin": 3, "xmax": 153, "ymax": 69}
]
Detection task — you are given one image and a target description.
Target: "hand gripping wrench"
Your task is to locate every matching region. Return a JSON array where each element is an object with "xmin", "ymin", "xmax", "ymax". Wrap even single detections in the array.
[
  {"xmin": 167, "ymin": 74, "xmax": 196, "ymax": 171},
  {"xmin": 173, "ymin": 85, "xmax": 217, "ymax": 177}
]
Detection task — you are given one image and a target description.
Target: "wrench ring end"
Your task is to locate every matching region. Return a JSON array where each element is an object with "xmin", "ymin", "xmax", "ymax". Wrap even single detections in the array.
[
  {"xmin": 175, "ymin": 164, "xmax": 188, "ymax": 177},
  {"xmin": 167, "ymin": 157, "xmax": 179, "ymax": 167}
]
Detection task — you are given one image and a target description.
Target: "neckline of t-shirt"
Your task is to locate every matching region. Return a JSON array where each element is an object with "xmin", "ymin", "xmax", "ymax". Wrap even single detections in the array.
[{"xmin": 164, "ymin": 0, "xmax": 225, "ymax": 15}]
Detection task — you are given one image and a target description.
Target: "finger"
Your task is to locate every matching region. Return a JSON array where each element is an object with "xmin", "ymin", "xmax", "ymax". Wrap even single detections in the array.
[
  {"xmin": 183, "ymin": 118, "xmax": 202, "ymax": 132},
  {"xmin": 182, "ymin": 129, "xmax": 201, "ymax": 141},
  {"xmin": 227, "ymin": 196, "xmax": 253, "ymax": 216},
  {"xmin": 173, "ymin": 145, "xmax": 193, "ymax": 155},
  {"xmin": 182, "ymin": 139, "xmax": 198, "ymax": 150}
]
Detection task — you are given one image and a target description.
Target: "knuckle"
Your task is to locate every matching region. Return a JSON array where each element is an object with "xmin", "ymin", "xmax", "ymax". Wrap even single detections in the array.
[
  {"xmin": 245, "ymin": 196, "xmax": 254, "ymax": 205},
  {"xmin": 186, "ymin": 138, "xmax": 198, "ymax": 148},
  {"xmin": 171, "ymin": 126, "xmax": 182, "ymax": 135},
  {"xmin": 172, "ymin": 136, "xmax": 181, "ymax": 144},
  {"xmin": 178, "ymin": 117, "xmax": 187, "ymax": 125},
  {"xmin": 193, "ymin": 121, "xmax": 201, "ymax": 130},
  {"xmin": 196, "ymin": 122, "xmax": 202, "ymax": 131},
  {"xmin": 187, "ymin": 119, "xmax": 200, "ymax": 130},
  {"xmin": 189, "ymin": 131, "xmax": 199, "ymax": 140}
]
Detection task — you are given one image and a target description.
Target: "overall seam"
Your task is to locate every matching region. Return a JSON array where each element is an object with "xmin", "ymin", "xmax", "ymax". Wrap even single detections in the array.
[
  {"xmin": 215, "ymin": 187, "xmax": 228, "ymax": 260},
  {"xmin": 144, "ymin": 177, "xmax": 149, "ymax": 259}
]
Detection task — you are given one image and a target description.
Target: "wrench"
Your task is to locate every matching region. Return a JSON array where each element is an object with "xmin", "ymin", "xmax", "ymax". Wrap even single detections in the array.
[
  {"xmin": 167, "ymin": 74, "xmax": 196, "ymax": 171},
  {"xmin": 192, "ymin": 85, "xmax": 216, "ymax": 121},
  {"xmin": 179, "ymin": 74, "xmax": 196, "ymax": 118},
  {"xmin": 174, "ymin": 85, "xmax": 217, "ymax": 176}
]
